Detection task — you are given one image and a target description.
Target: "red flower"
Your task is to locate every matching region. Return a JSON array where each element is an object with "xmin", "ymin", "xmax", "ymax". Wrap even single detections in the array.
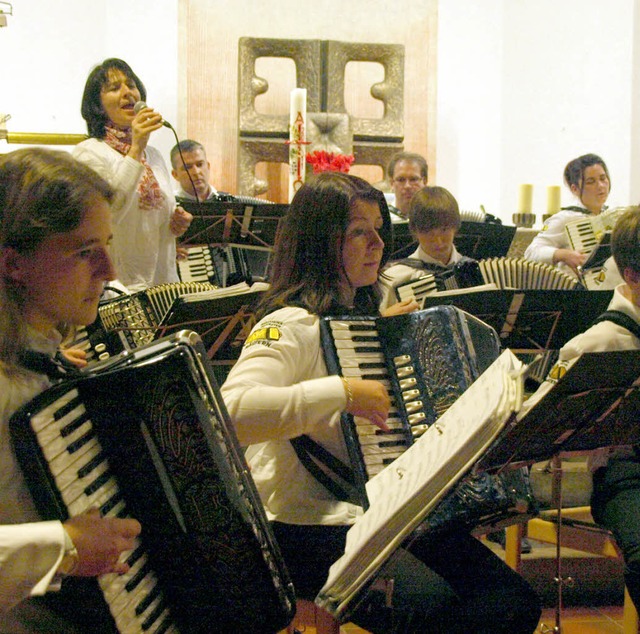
[{"xmin": 306, "ymin": 150, "xmax": 355, "ymax": 174}]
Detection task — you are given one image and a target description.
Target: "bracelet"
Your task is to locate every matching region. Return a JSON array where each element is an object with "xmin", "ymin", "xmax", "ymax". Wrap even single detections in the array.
[{"xmin": 341, "ymin": 376, "xmax": 353, "ymax": 410}]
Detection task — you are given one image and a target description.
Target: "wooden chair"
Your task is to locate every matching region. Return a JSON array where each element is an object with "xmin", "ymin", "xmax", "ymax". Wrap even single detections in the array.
[
  {"xmin": 504, "ymin": 455, "xmax": 639, "ymax": 633},
  {"xmin": 281, "ymin": 599, "xmax": 341, "ymax": 634}
]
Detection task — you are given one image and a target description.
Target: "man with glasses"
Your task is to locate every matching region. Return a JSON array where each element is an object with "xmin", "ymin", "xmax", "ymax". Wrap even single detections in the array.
[{"xmin": 387, "ymin": 151, "xmax": 428, "ymax": 219}]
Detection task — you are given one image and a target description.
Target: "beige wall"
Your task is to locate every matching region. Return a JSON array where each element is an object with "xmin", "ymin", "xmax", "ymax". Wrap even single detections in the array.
[{"xmin": 181, "ymin": 0, "xmax": 437, "ymax": 201}]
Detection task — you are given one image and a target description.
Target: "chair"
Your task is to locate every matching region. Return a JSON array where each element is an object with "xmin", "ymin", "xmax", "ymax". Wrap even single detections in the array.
[
  {"xmin": 504, "ymin": 455, "xmax": 639, "ymax": 633},
  {"xmin": 282, "ymin": 599, "xmax": 341, "ymax": 634}
]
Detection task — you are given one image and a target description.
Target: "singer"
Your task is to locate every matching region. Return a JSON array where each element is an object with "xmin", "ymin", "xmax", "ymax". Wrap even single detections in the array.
[{"xmin": 73, "ymin": 58, "xmax": 192, "ymax": 292}]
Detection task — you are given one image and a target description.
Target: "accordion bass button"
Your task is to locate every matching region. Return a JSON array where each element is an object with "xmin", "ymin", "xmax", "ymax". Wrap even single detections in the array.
[
  {"xmin": 393, "ymin": 354, "xmax": 412, "ymax": 367},
  {"xmin": 402, "ymin": 389, "xmax": 421, "ymax": 402},
  {"xmin": 404, "ymin": 400, "xmax": 423, "ymax": 414},
  {"xmin": 398, "ymin": 377, "xmax": 417, "ymax": 390},
  {"xmin": 408, "ymin": 412, "xmax": 426, "ymax": 426},
  {"xmin": 396, "ymin": 366, "xmax": 415, "ymax": 378}
]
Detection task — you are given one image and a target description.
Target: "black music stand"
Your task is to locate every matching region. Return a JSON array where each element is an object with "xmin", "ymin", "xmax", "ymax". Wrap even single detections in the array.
[
  {"xmin": 390, "ymin": 220, "xmax": 517, "ymax": 261},
  {"xmin": 154, "ymin": 287, "xmax": 266, "ymax": 383},
  {"xmin": 421, "ymin": 289, "xmax": 614, "ymax": 353},
  {"xmin": 478, "ymin": 349, "xmax": 640, "ymax": 471},
  {"xmin": 581, "ymin": 232, "xmax": 612, "ymax": 271},
  {"xmin": 178, "ymin": 200, "xmax": 288, "ymax": 249}
]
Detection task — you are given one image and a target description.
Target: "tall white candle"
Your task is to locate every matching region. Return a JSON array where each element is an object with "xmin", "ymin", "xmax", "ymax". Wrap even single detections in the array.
[
  {"xmin": 517, "ymin": 184, "xmax": 533, "ymax": 214},
  {"xmin": 546, "ymin": 185, "xmax": 561, "ymax": 214},
  {"xmin": 288, "ymin": 88, "xmax": 307, "ymax": 203}
]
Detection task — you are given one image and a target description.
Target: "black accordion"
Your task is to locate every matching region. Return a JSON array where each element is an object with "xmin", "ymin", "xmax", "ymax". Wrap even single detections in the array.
[
  {"xmin": 320, "ymin": 305, "xmax": 536, "ymax": 535},
  {"xmin": 10, "ymin": 330, "xmax": 295, "ymax": 633},
  {"xmin": 393, "ymin": 259, "xmax": 484, "ymax": 302}
]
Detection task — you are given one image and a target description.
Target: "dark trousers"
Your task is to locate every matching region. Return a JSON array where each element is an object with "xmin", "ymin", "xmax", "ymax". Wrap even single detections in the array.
[
  {"xmin": 272, "ymin": 521, "xmax": 541, "ymax": 634},
  {"xmin": 592, "ymin": 458, "xmax": 640, "ymax": 611}
]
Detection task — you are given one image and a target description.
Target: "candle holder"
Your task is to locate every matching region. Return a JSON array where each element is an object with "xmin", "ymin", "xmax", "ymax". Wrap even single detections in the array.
[{"xmin": 512, "ymin": 212, "xmax": 536, "ymax": 228}]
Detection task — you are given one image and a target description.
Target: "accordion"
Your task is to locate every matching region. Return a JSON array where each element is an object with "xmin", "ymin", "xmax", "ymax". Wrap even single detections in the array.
[
  {"xmin": 392, "ymin": 259, "xmax": 484, "ymax": 302},
  {"xmin": 177, "ymin": 244, "xmax": 270, "ymax": 286},
  {"xmin": 564, "ymin": 206, "xmax": 630, "ymax": 255},
  {"xmin": 10, "ymin": 330, "xmax": 295, "ymax": 633},
  {"xmin": 320, "ymin": 305, "xmax": 536, "ymax": 534},
  {"xmin": 478, "ymin": 256, "xmax": 580, "ymax": 290},
  {"xmin": 394, "ymin": 256, "xmax": 580, "ymax": 306},
  {"xmin": 86, "ymin": 281, "xmax": 217, "ymax": 358}
]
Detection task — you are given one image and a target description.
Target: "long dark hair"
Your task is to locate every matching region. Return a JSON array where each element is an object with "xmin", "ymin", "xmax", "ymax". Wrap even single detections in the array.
[
  {"xmin": 80, "ymin": 58, "xmax": 147, "ymax": 139},
  {"xmin": 259, "ymin": 172, "xmax": 392, "ymax": 318}
]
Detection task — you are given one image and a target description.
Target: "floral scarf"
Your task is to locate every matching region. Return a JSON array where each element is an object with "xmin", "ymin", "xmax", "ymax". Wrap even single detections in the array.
[{"xmin": 104, "ymin": 124, "xmax": 165, "ymax": 211}]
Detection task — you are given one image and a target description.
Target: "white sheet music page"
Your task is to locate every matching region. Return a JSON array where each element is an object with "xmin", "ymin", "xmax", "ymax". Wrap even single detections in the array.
[{"xmin": 316, "ymin": 348, "xmax": 525, "ymax": 618}]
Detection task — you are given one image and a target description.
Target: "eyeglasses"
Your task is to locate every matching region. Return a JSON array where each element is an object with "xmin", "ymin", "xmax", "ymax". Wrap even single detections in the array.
[{"xmin": 392, "ymin": 176, "xmax": 423, "ymax": 185}]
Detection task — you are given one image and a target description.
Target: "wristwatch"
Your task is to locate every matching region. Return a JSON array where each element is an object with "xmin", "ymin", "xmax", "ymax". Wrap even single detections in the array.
[{"xmin": 58, "ymin": 528, "xmax": 79, "ymax": 576}]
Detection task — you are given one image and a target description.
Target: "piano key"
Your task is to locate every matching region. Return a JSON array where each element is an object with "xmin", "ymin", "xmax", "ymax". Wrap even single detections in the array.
[
  {"xmin": 361, "ymin": 442, "xmax": 409, "ymax": 456},
  {"xmin": 66, "ymin": 477, "xmax": 118, "ymax": 515},
  {"xmin": 357, "ymin": 432, "xmax": 408, "ymax": 446}
]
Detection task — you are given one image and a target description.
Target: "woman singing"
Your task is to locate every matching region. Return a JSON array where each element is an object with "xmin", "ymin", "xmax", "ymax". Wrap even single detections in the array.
[{"xmin": 74, "ymin": 58, "xmax": 192, "ymax": 291}]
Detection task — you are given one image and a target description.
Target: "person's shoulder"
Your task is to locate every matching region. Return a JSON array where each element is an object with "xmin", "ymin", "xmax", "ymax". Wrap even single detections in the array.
[
  {"xmin": 72, "ymin": 137, "xmax": 103, "ymax": 154},
  {"xmin": 244, "ymin": 306, "xmax": 319, "ymax": 350},
  {"xmin": 256, "ymin": 306, "xmax": 319, "ymax": 332}
]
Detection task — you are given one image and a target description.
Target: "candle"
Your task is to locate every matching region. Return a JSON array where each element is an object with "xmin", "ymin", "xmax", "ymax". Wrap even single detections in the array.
[
  {"xmin": 288, "ymin": 88, "xmax": 307, "ymax": 202},
  {"xmin": 546, "ymin": 185, "xmax": 561, "ymax": 214},
  {"xmin": 517, "ymin": 184, "xmax": 533, "ymax": 214}
]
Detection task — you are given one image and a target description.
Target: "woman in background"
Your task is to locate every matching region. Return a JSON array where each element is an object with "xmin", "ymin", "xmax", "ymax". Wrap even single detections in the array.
[
  {"xmin": 0, "ymin": 148, "xmax": 140, "ymax": 631},
  {"xmin": 222, "ymin": 172, "xmax": 541, "ymax": 633},
  {"xmin": 74, "ymin": 58, "xmax": 192, "ymax": 292},
  {"xmin": 524, "ymin": 153, "xmax": 611, "ymax": 276}
]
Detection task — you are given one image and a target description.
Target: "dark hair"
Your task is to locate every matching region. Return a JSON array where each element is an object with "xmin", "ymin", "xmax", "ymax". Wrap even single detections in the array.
[
  {"xmin": 611, "ymin": 206, "xmax": 640, "ymax": 276},
  {"xmin": 563, "ymin": 153, "xmax": 610, "ymax": 197},
  {"xmin": 408, "ymin": 186, "xmax": 460, "ymax": 234},
  {"xmin": 80, "ymin": 58, "xmax": 147, "ymax": 139},
  {"xmin": 387, "ymin": 151, "xmax": 428, "ymax": 181},
  {"xmin": 259, "ymin": 172, "xmax": 392, "ymax": 317},
  {"xmin": 0, "ymin": 148, "xmax": 115, "ymax": 374},
  {"xmin": 170, "ymin": 139, "xmax": 206, "ymax": 169}
]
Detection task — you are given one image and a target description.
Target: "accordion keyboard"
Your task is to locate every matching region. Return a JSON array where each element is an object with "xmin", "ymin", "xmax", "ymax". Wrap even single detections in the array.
[
  {"xmin": 564, "ymin": 206, "xmax": 631, "ymax": 255},
  {"xmin": 328, "ymin": 318, "xmax": 428, "ymax": 477},
  {"xmin": 565, "ymin": 218, "xmax": 599, "ymax": 254},
  {"xmin": 177, "ymin": 246, "xmax": 220, "ymax": 284},
  {"xmin": 31, "ymin": 387, "xmax": 177, "ymax": 633}
]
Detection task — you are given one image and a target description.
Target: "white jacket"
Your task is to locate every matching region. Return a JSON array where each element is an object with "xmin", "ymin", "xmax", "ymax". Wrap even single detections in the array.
[
  {"xmin": 221, "ymin": 306, "xmax": 362, "ymax": 526},
  {"xmin": 73, "ymin": 139, "xmax": 178, "ymax": 291}
]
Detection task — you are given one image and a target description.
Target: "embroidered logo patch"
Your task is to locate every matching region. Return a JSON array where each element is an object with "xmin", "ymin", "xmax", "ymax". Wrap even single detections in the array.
[
  {"xmin": 548, "ymin": 361, "xmax": 569, "ymax": 382},
  {"xmin": 245, "ymin": 325, "xmax": 282, "ymax": 348}
]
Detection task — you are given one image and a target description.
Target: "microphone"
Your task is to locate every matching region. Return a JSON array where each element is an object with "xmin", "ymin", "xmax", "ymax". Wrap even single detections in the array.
[{"xmin": 133, "ymin": 101, "xmax": 172, "ymax": 129}]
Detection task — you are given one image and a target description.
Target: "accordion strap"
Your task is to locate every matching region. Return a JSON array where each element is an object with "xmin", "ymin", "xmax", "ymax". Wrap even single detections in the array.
[
  {"xmin": 290, "ymin": 434, "xmax": 358, "ymax": 503},
  {"xmin": 593, "ymin": 310, "xmax": 640, "ymax": 341}
]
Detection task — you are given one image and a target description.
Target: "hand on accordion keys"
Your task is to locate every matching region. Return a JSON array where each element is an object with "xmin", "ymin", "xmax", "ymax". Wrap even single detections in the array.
[
  {"xmin": 342, "ymin": 377, "xmax": 391, "ymax": 432},
  {"xmin": 62, "ymin": 509, "xmax": 141, "ymax": 577}
]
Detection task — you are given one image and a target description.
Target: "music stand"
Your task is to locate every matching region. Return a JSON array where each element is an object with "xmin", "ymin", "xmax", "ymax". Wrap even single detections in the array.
[
  {"xmin": 478, "ymin": 349, "xmax": 640, "ymax": 470},
  {"xmin": 178, "ymin": 200, "xmax": 288, "ymax": 250},
  {"xmin": 389, "ymin": 220, "xmax": 517, "ymax": 261},
  {"xmin": 421, "ymin": 289, "xmax": 614, "ymax": 353},
  {"xmin": 581, "ymin": 232, "xmax": 612, "ymax": 271},
  {"xmin": 154, "ymin": 287, "xmax": 266, "ymax": 383}
]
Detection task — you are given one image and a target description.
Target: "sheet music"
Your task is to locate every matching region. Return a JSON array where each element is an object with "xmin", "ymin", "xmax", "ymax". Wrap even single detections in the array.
[
  {"xmin": 181, "ymin": 281, "xmax": 270, "ymax": 302},
  {"xmin": 317, "ymin": 349, "xmax": 525, "ymax": 617}
]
